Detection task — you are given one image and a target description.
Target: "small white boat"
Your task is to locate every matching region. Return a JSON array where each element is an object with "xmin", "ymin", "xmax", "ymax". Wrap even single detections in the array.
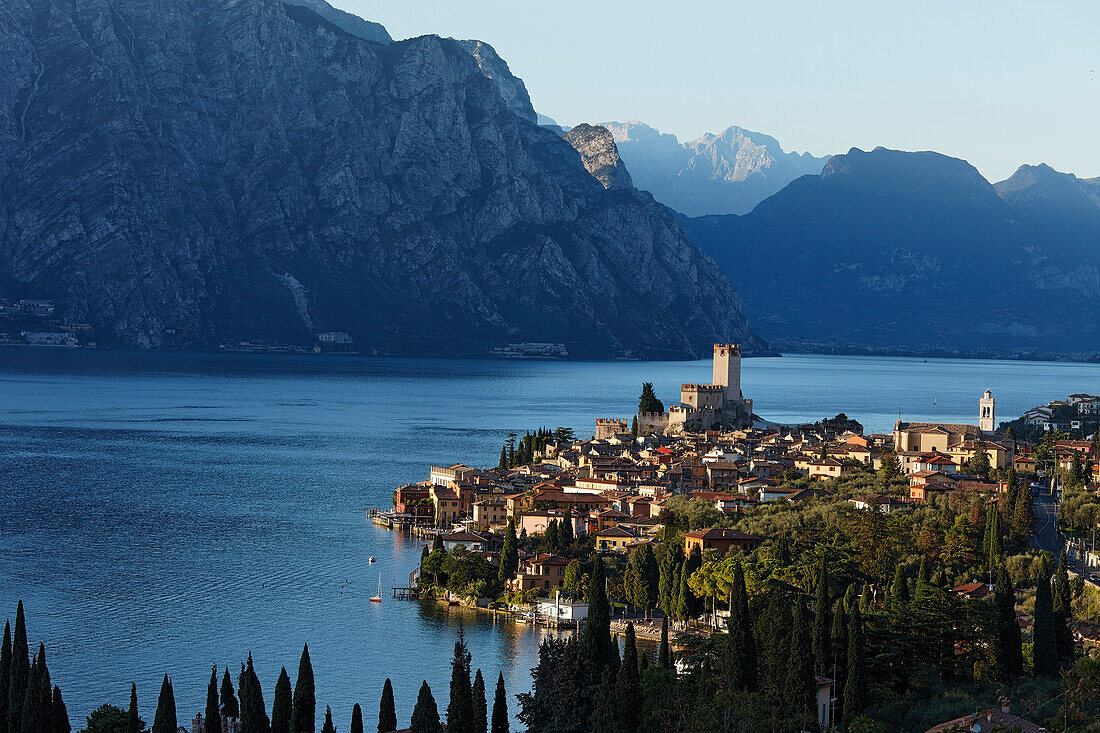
[
  {"xmin": 370, "ymin": 573, "xmax": 383, "ymax": 603},
  {"xmin": 369, "ymin": 556, "xmax": 376, "ymax": 563}
]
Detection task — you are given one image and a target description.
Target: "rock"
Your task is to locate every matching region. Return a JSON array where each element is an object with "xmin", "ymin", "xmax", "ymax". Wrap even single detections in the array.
[{"xmin": 563, "ymin": 124, "xmax": 633, "ymax": 190}]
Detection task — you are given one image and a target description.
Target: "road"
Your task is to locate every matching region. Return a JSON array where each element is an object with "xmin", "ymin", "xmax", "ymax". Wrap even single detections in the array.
[{"xmin": 1030, "ymin": 488, "xmax": 1062, "ymax": 555}]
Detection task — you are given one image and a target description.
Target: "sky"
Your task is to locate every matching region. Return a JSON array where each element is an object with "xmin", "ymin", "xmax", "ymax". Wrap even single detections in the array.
[{"xmin": 333, "ymin": 0, "xmax": 1100, "ymax": 182}]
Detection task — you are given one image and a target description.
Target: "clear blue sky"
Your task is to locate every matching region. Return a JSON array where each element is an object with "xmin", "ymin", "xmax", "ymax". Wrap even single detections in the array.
[{"xmin": 335, "ymin": 0, "xmax": 1099, "ymax": 182}]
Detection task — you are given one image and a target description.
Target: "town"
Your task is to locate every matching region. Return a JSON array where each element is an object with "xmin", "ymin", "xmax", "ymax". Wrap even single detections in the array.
[{"xmin": 369, "ymin": 345, "xmax": 1100, "ymax": 732}]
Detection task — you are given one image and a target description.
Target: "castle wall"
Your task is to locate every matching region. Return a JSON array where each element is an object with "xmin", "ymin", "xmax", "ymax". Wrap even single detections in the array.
[
  {"xmin": 637, "ymin": 411, "xmax": 669, "ymax": 435},
  {"xmin": 594, "ymin": 418, "xmax": 628, "ymax": 440}
]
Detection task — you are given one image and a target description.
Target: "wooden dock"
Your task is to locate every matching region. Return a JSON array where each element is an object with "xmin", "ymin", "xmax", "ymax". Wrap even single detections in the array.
[{"xmin": 392, "ymin": 587, "xmax": 418, "ymax": 600}]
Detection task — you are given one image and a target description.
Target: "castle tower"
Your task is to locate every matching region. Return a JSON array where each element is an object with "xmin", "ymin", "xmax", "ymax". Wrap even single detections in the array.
[
  {"xmin": 979, "ymin": 389, "xmax": 995, "ymax": 433},
  {"xmin": 712, "ymin": 344, "xmax": 742, "ymax": 403}
]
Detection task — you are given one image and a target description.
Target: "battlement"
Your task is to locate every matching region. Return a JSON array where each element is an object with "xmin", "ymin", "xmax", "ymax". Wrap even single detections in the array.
[
  {"xmin": 595, "ymin": 418, "xmax": 628, "ymax": 424},
  {"xmin": 714, "ymin": 343, "xmax": 742, "ymax": 352},
  {"xmin": 594, "ymin": 417, "xmax": 629, "ymax": 440},
  {"xmin": 681, "ymin": 383, "xmax": 724, "ymax": 392}
]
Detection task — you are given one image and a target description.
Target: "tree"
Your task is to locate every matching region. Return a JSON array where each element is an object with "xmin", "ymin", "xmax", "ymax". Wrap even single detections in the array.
[
  {"xmin": 446, "ymin": 631, "xmax": 473, "ymax": 733},
  {"xmin": 889, "ymin": 564, "xmax": 909, "ymax": 607},
  {"xmin": 378, "ymin": 679, "xmax": 396, "ymax": 733},
  {"xmin": 498, "ymin": 444, "xmax": 507, "ymax": 470},
  {"xmin": 588, "ymin": 670, "xmax": 616, "ymax": 733},
  {"xmin": 205, "ymin": 667, "xmax": 221, "ymax": 733},
  {"xmin": 812, "ymin": 558, "xmax": 831, "ymax": 675},
  {"xmin": 128, "ymin": 684, "xmax": 141, "ymax": 733},
  {"xmin": 52, "ymin": 687, "xmax": 69, "ymax": 733},
  {"xmin": 350, "ymin": 704, "xmax": 363, "ymax": 733},
  {"xmin": 292, "ymin": 645, "xmax": 315, "ymax": 733},
  {"xmin": 992, "ymin": 566, "xmax": 1023, "ymax": 678},
  {"xmin": 658, "ymin": 616, "xmax": 671, "ymax": 670},
  {"xmin": 878, "ymin": 452, "xmax": 900, "ymax": 481},
  {"xmin": 321, "ymin": 708, "xmax": 334, "ymax": 733},
  {"xmin": 271, "ymin": 668, "xmax": 293, "ymax": 733},
  {"xmin": 628, "ymin": 544, "xmax": 659, "ymax": 618},
  {"xmin": 9, "ymin": 602, "xmax": 28, "ymax": 733},
  {"xmin": 1011, "ymin": 489, "xmax": 1035, "ymax": 543},
  {"xmin": 221, "ymin": 668, "xmax": 240, "ymax": 718},
  {"xmin": 490, "ymin": 673, "xmax": 507, "ymax": 733},
  {"xmin": 785, "ymin": 599, "xmax": 818, "ymax": 733},
  {"xmin": 983, "ymin": 504, "xmax": 1003, "ymax": 570},
  {"xmin": 658, "ymin": 551, "xmax": 678, "ymax": 615},
  {"xmin": 830, "ymin": 600, "xmax": 847, "ymax": 706},
  {"xmin": 562, "ymin": 560, "xmax": 585, "ymax": 597},
  {"xmin": 560, "ymin": 508, "xmax": 574, "ymax": 545},
  {"xmin": 152, "ymin": 676, "xmax": 176, "ymax": 733},
  {"xmin": 239, "ymin": 654, "xmax": 270, "ymax": 733},
  {"xmin": 1033, "ymin": 573, "xmax": 1057, "ymax": 677},
  {"xmin": 842, "ymin": 602, "xmax": 866, "ymax": 723},
  {"xmin": 638, "ymin": 382, "xmax": 664, "ymax": 414},
  {"xmin": 498, "ymin": 520, "xmax": 518, "ymax": 584},
  {"xmin": 580, "ymin": 555, "xmax": 615, "ymax": 679},
  {"xmin": 82, "ymin": 704, "xmax": 130, "ymax": 733},
  {"xmin": 1053, "ymin": 552, "xmax": 1075, "ymax": 667},
  {"xmin": 0, "ymin": 621, "xmax": 9, "ymax": 733},
  {"xmin": 631, "ymin": 416, "xmax": 638, "ymax": 437},
  {"xmin": 471, "ymin": 670, "xmax": 487, "ymax": 733},
  {"xmin": 409, "ymin": 683, "xmax": 441, "ymax": 733},
  {"xmin": 615, "ymin": 625, "xmax": 640, "ymax": 733},
  {"xmin": 721, "ymin": 559, "xmax": 756, "ymax": 692},
  {"xmin": 965, "ymin": 446, "xmax": 991, "ymax": 478}
]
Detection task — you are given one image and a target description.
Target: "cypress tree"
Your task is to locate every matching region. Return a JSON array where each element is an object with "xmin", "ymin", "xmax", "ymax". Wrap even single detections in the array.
[
  {"xmin": 271, "ymin": 668, "xmax": 292, "ymax": 733},
  {"xmin": 723, "ymin": 559, "xmax": 756, "ymax": 691},
  {"xmin": 241, "ymin": 655, "xmax": 270, "ymax": 733},
  {"xmin": 812, "ymin": 558, "xmax": 830, "ymax": 675},
  {"xmin": 205, "ymin": 667, "xmax": 221, "ymax": 733},
  {"xmin": 8, "ymin": 602, "xmax": 28, "ymax": 733},
  {"xmin": 830, "ymin": 600, "xmax": 847, "ymax": 706},
  {"xmin": 1053, "ymin": 553, "xmax": 1075, "ymax": 667},
  {"xmin": 658, "ymin": 552, "xmax": 677, "ymax": 616},
  {"xmin": 291, "ymin": 645, "xmax": 315, "ymax": 733},
  {"xmin": 446, "ymin": 632, "xmax": 473, "ymax": 733},
  {"xmin": 545, "ymin": 520, "xmax": 559, "ymax": 552},
  {"xmin": 472, "ymin": 670, "xmax": 486, "ymax": 733},
  {"xmin": 490, "ymin": 673, "xmax": 507, "ymax": 733},
  {"xmin": 498, "ymin": 444, "xmax": 507, "ymax": 470},
  {"xmin": 890, "ymin": 565, "xmax": 909, "ymax": 607},
  {"xmin": 673, "ymin": 563, "xmax": 689, "ymax": 625},
  {"xmin": 658, "ymin": 615, "xmax": 671, "ymax": 670},
  {"xmin": 581, "ymin": 555, "xmax": 615, "ymax": 679},
  {"xmin": 432, "ymin": 535, "xmax": 444, "ymax": 553},
  {"xmin": 638, "ymin": 649, "xmax": 649, "ymax": 675},
  {"xmin": 785, "ymin": 599, "xmax": 817, "ymax": 733},
  {"xmin": 350, "ymin": 704, "xmax": 362, "ymax": 733},
  {"xmin": 842, "ymin": 602, "xmax": 866, "ymax": 723},
  {"xmin": 498, "ymin": 520, "xmax": 518, "ymax": 584},
  {"xmin": 859, "ymin": 582, "xmax": 874, "ymax": 614},
  {"xmin": 409, "ymin": 682, "xmax": 441, "ymax": 733},
  {"xmin": 321, "ymin": 708, "xmax": 334, "ymax": 733},
  {"xmin": 221, "ymin": 667, "xmax": 239, "ymax": 718},
  {"xmin": 631, "ymin": 416, "xmax": 638, "ymax": 437},
  {"xmin": 378, "ymin": 679, "xmax": 396, "ymax": 733},
  {"xmin": 992, "ymin": 566, "xmax": 1023, "ymax": 678},
  {"xmin": 1011, "ymin": 489, "xmax": 1034, "ymax": 543},
  {"xmin": 152, "ymin": 675, "xmax": 176, "ymax": 733},
  {"xmin": 19, "ymin": 647, "xmax": 41, "ymax": 733},
  {"xmin": 0, "ymin": 621, "xmax": 10, "ymax": 733},
  {"xmin": 560, "ymin": 509, "xmax": 574, "ymax": 545},
  {"xmin": 37, "ymin": 646, "xmax": 52, "ymax": 733},
  {"xmin": 128, "ymin": 683, "xmax": 140, "ymax": 733},
  {"xmin": 1033, "ymin": 573, "xmax": 1057, "ymax": 677},
  {"xmin": 615, "ymin": 625, "xmax": 640, "ymax": 733},
  {"xmin": 588, "ymin": 669, "xmax": 616, "ymax": 733},
  {"xmin": 52, "ymin": 686, "xmax": 69, "ymax": 733}
]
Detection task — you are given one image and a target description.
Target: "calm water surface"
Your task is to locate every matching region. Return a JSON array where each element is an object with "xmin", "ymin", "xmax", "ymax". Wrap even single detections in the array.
[{"xmin": 1, "ymin": 348, "xmax": 1097, "ymax": 728}]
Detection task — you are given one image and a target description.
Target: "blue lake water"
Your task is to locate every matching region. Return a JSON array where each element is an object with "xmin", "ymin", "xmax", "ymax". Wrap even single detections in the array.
[{"xmin": 0, "ymin": 347, "xmax": 1097, "ymax": 729}]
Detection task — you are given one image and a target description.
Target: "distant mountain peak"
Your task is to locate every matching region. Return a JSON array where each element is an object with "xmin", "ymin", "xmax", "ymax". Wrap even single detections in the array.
[
  {"xmin": 564, "ymin": 124, "xmax": 633, "ymax": 190},
  {"xmin": 454, "ymin": 39, "xmax": 536, "ymax": 123},
  {"xmin": 282, "ymin": 0, "xmax": 391, "ymax": 43}
]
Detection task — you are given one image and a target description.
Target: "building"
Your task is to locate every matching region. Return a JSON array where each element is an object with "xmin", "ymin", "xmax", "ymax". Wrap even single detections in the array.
[
  {"xmin": 979, "ymin": 389, "xmax": 996, "ymax": 432},
  {"xmin": 594, "ymin": 418, "xmax": 629, "ymax": 440},
  {"xmin": 924, "ymin": 699, "xmax": 1043, "ymax": 733},
  {"xmin": 593, "ymin": 525, "xmax": 636, "ymax": 552},
  {"xmin": 440, "ymin": 532, "xmax": 489, "ymax": 552},
  {"xmin": 509, "ymin": 554, "xmax": 570, "ymax": 591},
  {"xmin": 472, "ymin": 499, "xmax": 506, "ymax": 529},
  {"xmin": 682, "ymin": 528, "xmax": 761, "ymax": 556},
  {"xmin": 429, "ymin": 464, "xmax": 478, "ymax": 486},
  {"xmin": 538, "ymin": 594, "xmax": 588, "ymax": 623},
  {"xmin": 636, "ymin": 344, "xmax": 754, "ymax": 434}
]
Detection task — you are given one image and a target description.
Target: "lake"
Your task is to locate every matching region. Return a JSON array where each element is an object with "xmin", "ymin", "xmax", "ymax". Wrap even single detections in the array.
[{"xmin": 0, "ymin": 347, "xmax": 1096, "ymax": 729}]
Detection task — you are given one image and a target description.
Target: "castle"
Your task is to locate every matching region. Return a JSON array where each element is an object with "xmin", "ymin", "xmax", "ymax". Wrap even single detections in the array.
[{"xmin": 634, "ymin": 344, "xmax": 754, "ymax": 434}]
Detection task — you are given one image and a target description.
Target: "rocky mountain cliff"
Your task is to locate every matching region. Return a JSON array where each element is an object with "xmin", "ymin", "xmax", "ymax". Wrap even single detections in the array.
[
  {"xmin": 603, "ymin": 121, "xmax": 828, "ymax": 216},
  {"xmin": 0, "ymin": 0, "xmax": 764, "ymax": 359},
  {"xmin": 680, "ymin": 147, "xmax": 1100, "ymax": 356},
  {"xmin": 564, "ymin": 124, "xmax": 633, "ymax": 190}
]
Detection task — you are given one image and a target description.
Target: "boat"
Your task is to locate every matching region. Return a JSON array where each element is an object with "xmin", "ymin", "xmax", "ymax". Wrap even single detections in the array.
[
  {"xmin": 370, "ymin": 574, "xmax": 383, "ymax": 603},
  {"xmin": 368, "ymin": 556, "xmax": 376, "ymax": 563}
]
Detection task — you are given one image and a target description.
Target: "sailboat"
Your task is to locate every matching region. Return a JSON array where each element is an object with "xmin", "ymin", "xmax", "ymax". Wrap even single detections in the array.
[{"xmin": 370, "ymin": 573, "xmax": 383, "ymax": 603}]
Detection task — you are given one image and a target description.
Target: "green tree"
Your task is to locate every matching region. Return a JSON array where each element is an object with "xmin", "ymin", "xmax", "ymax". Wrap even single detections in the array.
[
  {"xmin": 1053, "ymin": 552, "xmax": 1075, "ymax": 667},
  {"xmin": 350, "ymin": 704, "xmax": 362, "ymax": 733},
  {"xmin": 785, "ymin": 598, "xmax": 818, "ymax": 733},
  {"xmin": 965, "ymin": 446, "xmax": 991, "ymax": 478},
  {"xmin": 221, "ymin": 668, "xmax": 239, "ymax": 718},
  {"xmin": 271, "ymin": 668, "xmax": 292, "ymax": 733},
  {"xmin": 52, "ymin": 686, "xmax": 69, "ymax": 733},
  {"xmin": 498, "ymin": 520, "xmax": 518, "ymax": 584},
  {"xmin": 239, "ymin": 654, "xmax": 270, "ymax": 733},
  {"xmin": 638, "ymin": 382, "xmax": 664, "ymax": 414},
  {"xmin": 409, "ymin": 683, "xmax": 441, "ymax": 733},
  {"xmin": 878, "ymin": 452, "xmax": 900, "ymax": 481},
  {"xmin": 378, "ymin": 679, "xmax": 396, "ymax": 733},
  {"xmin": 472, "ymin": 670, "xmax": 487, "ymax": 733},
  {"xmin": 722, "ymin": 559, "xmax": 756, "ymax": 691},
  {"xmin": 21, "ymin": 644, "xmax": 49, "ymax": 733},
  {"xmin": 842, "ymin": 602, "xmax": 866, "ymax": 723},
  {"xmin": 321, "ymin": 708, "xmax": 334, "ymax": 733},
  {"xmin": 992, "ymin": 566, "xmax": 1023, "ymax": 678},
  {"xmin": 0, "ymin": 621, "xmax": 9, "ymax": 733},
  {"xmin": 560, "ymin": 509, "xmax": 574, "ymax": 545},
  {"xmin": 9, "ymin": 602, "xmax": 28, "ymax": 733},
  {"xmin": 128, "ymin": 684, "xmax": 141, "ymax": 733},
  {"xmin": 658, "ymin": 616, "xmax": 671, "ymax": 670},
  {"xmin": 983, "ymin": 504, "xmax": 1003, "ymax": 570},
  {"xmin": 490, "ymin": 673, "xmax": 507, "ymax": 733},
  {"xmin": 588, "ymin": 670, "xmax": 616, "ymax": 733},
  {"xmin": 889, "ymin": 564, "xmax": 909, "ymax": 607},
  {"xmin": 1032, "ymin": 573, "xmax": 1057, "ymax": 677},
  {"xmin": 658, "ymin": 551, "xmax": 678, "ymax": 615},
  {"xmin": 1011, "ymin": 488, "xmax": 1035, "ymax": 543},
  {"xmin": 812, "ymin": 557, "xmax": 831, "ymax": 675},
  {"xmin": 82, "ymin": 705, "xmax": 129, "ymax": 733},
  {"xmin": 580, "ymin": 555, "xmax": 616, "ymax": 679},
  {"xmin": 562, "ymin": 559, "xmax": 585, "ymax": 597},
  {"xmin": 204, "ymin": 668, "xmax": 220, "ymax": 733},
  {"xmin": 446, "ymin": 631, "xmax": 473, "ymax": 733},
  {"xmin": 615, "ymin": 624, "xmax": 640, "ymax": 733},
  {"xmin": 630, "ymin": 416, "xmax": 638, "ymax": 437},
  {"xmin": 152, "ymin": 676, "xmax": 176, "ymax": 733},
  {"xmin": 830, "ymin": 600, "xmax": 847, "ymax": 706},
  {"xmin": 498, "ymin": 444, "xmax": 507, "ymax": 470},
  {"xmin": 628, "ymin": 544, "xmax": 660, "ymax": 618},
  {"xmin": 291, "ymin": 645, "xmax": 315, "ymax": 733}
]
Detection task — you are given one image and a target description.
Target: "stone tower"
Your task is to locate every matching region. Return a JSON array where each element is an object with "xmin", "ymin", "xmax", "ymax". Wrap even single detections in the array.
[
  {"xmin": 979, "ymin": 389, "xmax": 995, "ymax": 433},
  {"xmin": 712, "ymin": 344, "xmax": 742, "ymax": 403}
]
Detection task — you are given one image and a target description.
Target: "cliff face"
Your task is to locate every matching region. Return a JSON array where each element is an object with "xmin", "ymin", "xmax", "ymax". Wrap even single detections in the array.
[
  {"xmin": 564, "ymin": 124, "xmax": 633, "ymax": 190},
  {"xmin": 0, "ymin": 0, "xmax": 764, "ymax": 358}
]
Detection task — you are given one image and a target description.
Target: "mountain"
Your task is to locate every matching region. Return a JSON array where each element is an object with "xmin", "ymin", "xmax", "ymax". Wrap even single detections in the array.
[
  {"xmin": 602, "ymin": 121, "xmax": 828, "ymax": 216},
  {"xmin": 283, "ymin": 0, "xmax": 391, "ymax": 43},
  {"xmin": 680, "ymin": 147, "xmax": 1100, "ymax": 356},
  {"xmin": 455, "ymin": 39, "xmax": 536, "ymax": 123},
  {"xmin": 0, "ymin": 0, "xmax": 764, "ymax": 359},
  {"xmin": 563, "ymin": 124, "xmax": 633, "ymax": 190}
]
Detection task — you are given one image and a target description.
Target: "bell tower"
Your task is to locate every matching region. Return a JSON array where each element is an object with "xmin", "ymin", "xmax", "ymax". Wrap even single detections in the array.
[
  {"xmin": 712, "ymin": 344, "xmax": 742, "ymax": 402},
  {"xmin": 979, "ymin": 389, "xmax": 995, "ymax": 433}
]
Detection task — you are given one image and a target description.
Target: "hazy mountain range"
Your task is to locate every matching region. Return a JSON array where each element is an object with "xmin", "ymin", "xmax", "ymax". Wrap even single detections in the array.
[
  {"xmin": 602, "ymin": 121, "xmax": 829, "ymax": 216},
  {"xmin": 0, "ymin": 0, "xmax": 763, "ymax": 358},
  {"xmin": 680, "ymin": 148, "xmax": 1100, "ymax": 356}
]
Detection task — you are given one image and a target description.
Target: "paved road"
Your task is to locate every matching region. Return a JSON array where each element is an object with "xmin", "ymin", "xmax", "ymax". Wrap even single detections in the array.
[{"xmin": 1030, "ymin": 488, "xmax": 1062, "ymax": 555}]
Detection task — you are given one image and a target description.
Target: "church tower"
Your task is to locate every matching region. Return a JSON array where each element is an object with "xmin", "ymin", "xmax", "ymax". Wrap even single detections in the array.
[
  {"xmin": 979, "ymin": 389, "xmax": 995, "ymax": 433},
  {"xmin": 712, "ymin": 344, "xmax": 742, "ymax": 403}
]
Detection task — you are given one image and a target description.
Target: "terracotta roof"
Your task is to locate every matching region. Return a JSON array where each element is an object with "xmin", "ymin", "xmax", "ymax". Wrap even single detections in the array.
[
  {"xmin": 924, "ymin": 709, "xmax": 1045, "ymax": 733},
  {"xmin": 682, "ymin": 528, "xmax": 760, "ymax": 541}
]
